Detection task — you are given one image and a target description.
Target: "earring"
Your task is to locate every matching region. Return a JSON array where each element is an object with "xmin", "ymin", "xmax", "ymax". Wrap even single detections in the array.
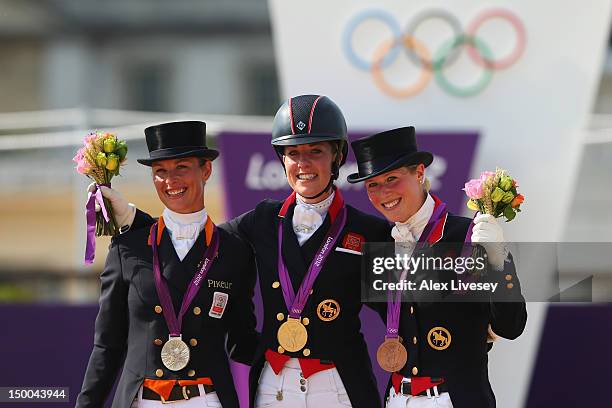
[{"xmin": 419, "ymin": 177, "xmax": 424, "ymax": 185}]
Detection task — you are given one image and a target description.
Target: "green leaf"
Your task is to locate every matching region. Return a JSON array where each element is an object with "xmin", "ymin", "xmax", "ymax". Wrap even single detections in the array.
[{"xmin": 503, "ymin": 205, "xmax": 516, "ymax": 221}]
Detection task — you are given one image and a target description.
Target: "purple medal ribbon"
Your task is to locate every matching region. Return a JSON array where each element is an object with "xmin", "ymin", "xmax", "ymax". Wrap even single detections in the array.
[
  {"xmin": 151, "ymin": 221, "xmax": 219, "ymax": 337},
  {"xmin": 277, "ymin": 206, "xmax": 347, "ymax": 318},
  {"xmin": 461, "ymin": 216, "xmax": 475, "ymax": 257},
  {"xmin": 84, "ymin": 183, "xmax": 110, "ymax": 265},
  {"xmin": 455, "ymin": 215, "xmax": 479, "ymax": 288},
  {"xmin": 385, "ymin": 200, "xmax": 447, "ymax": 338}
]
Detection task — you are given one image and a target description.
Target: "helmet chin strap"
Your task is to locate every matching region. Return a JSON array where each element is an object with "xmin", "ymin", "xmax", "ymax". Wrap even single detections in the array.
[
  {"xmin": 300, "ymin": 176, "xmax": 334, "ymax": 201},
  {"xmin": 298, "ymin": 161, "xmax": 339, "ymax": 201}
]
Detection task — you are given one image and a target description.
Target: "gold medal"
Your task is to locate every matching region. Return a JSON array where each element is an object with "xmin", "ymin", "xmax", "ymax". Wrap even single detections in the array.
[
  {"xmin": 161, "ymin": 335, "xmax": 190, "ymax": 371},
  {"xmin": 376, "ymin": 337, "xmax": 408, "ymax": 373},
  {"xmin": 277, "ymin": 317, "xmax": 308, "ymax": 352}
]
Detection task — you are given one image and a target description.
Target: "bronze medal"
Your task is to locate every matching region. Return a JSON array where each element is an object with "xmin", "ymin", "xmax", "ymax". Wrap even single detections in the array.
[
  {"xmin": 376, "ymin": 337, "xmax": 407, "ymax": 373},
  {"xmin": 161, "ymin": 335, "xmax": 190, "ymax": 371},
  {"xmin": 277, "ymin": 317, "xmax": 308, "ymax": 352}
]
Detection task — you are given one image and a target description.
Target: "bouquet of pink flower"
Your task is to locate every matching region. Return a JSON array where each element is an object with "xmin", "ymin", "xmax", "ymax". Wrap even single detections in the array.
[
  {"xmin": 462, "ymin": 168, "xmax": 524, "ymax": 276},
  {"xmin": 463, "ymin": 168, "xmax": 524, "ymax": 221},
  {"xmin": 73, "ymin": 131, "xmax": 127, "ymax": 263}
]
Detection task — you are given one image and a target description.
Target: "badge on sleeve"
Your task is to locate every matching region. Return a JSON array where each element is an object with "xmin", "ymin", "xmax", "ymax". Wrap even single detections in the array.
[
  {"xmin": 342, "ymin": 232, "xmax": 364, "ymax": 253},
  {"xmin": 209, "ymin": 291, "xmax": 229, "ymax": 319}
]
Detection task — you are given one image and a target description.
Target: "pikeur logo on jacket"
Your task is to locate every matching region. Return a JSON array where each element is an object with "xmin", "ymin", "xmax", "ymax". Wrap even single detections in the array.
[{"xmin": 76, "ymin": 213, "xmax": 258, "ymax": 408}]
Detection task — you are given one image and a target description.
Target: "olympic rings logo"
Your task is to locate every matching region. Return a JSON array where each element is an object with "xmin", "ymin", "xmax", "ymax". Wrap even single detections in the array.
[{"xmin": 342, "ymin": 8, "xmax": 526, "ymax": 98}]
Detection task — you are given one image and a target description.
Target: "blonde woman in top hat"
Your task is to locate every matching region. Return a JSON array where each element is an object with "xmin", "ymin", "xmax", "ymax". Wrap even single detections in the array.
[
  {"xmin": 76, "ymin": 121, "xmax": 258, "ymax": 408},
  {"xmin": 346, "ymin": 127, "xmax": 527, "ymax": 408},
  {"xmin": 100, "ymin": 96, "xmax": 391, "ymax": 408}
]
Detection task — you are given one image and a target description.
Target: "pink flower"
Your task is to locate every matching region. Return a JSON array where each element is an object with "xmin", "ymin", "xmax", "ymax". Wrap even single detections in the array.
[
  {"xmin": 84, "ymin": 132, "xmax": 98, "ymax": 146},
  {"xmin": 480, "ymin": 171, "xmax": 495, "ymax": 183},
  {"xmin": 463, "ymin": 178, "xmax": 483, "ymax": 199},
  {"xmin": 73, "ymin": 147, "xmax": 91, "ymax": 174},
  {"xmin": 72, "ymin": 148, "xmax": 83, "ymax": 164}
]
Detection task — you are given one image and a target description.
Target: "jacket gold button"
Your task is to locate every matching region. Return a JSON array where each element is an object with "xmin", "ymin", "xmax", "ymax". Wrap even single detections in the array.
[
  {"xmin": 272, "ymin": 281, "xmax": 280, "ymax": 289},
  {"xmin": 155, "ymin": 369, "xmax": 163, "ymax": 377},
  {"xmin": 154, "ymin": 338, "xmax": 162, "ymax": 346},
  {"xmin": 302, "ymin": 318, "xmax": 309, "ymax": 326},
  {"xmin": 187, "ymin": 369, "xmax": 196, "ymax": 377},
  {"xmin": 193, "ymin": 307, "xmax": 201, "ymax": 315},
  {"xmin": 154, "ymin": 305, "xmax": 162, "ymax": 314},
  {"xmin": 278, "ymin": 346, "xmax": 285, "ymax": 354},
  {"xmin": 507, "ymin": 283, "xmax": 514, "ymax": 289},
  {"xmin": 277, "ymin": 313, "xmax": 284, "ymax": 321},
  {"xmin": 303, "ymin": 348, "xmax": 311, "ymax": 357},
  {"xmin": 413, "ymin": 337, "xmax": 417, "ymax": 344},
  {"xmin": 505, "ymin": 274, "xmax": 513, "ymax": 281},
  {"xmin": 190, "ymin": 338, "xmax": 198, "ymax": 347},
  {"xmin": 412, "ymin": 367, "xmax": 418, "ymax": 375}
]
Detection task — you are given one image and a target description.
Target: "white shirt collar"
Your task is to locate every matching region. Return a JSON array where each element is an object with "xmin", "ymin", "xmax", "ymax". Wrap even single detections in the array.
[
  {"xmin": 295, "ymin": 191, "xmax": 335, "ymax": 217},
  {"xmin": 293, "ymin": 191, "xmax": 335, "ymax": 246},
  {"xmin": 162, "ymin": 207, "xmax": 207, "ymax": 261},
  {"xmin": 395, "ymin": 193, "xmax": 435, "ymax": 240},
  {"xmin": 162, "ymin": 207, "xmax": 207, "ymax": 234}
]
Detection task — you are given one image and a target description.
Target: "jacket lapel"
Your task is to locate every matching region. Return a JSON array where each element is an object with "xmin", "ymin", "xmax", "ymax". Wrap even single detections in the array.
[
  {"xmin": 281, "ymin": 204, "xmax": 309, "ymax": 291},
  {"xmin": 159, "ymin": 228, "xmax": 207, "ymax": 294}
]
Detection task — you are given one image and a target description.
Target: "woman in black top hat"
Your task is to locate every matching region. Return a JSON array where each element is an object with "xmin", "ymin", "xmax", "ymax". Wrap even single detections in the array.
[
  {"xmin": 347, "ymin": 127, "xmax": 527, "ymax": 408},
  {"xmin": 101, "ymin": 96, "xmax": 391, "ymax": 408},
  {"xmin": 77, "ymin": 121, "xmax": 258, "ymax": 408}
]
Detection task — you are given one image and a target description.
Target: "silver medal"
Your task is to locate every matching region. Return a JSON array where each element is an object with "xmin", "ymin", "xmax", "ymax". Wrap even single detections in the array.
[{"xmin": 161, "ymin": 335, "xmax": 190, "ymax": 371}]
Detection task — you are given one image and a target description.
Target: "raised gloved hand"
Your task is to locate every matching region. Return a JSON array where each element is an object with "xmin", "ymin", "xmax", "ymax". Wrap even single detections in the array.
[
  {"xmin": 471, "ymin": 213, "xmax": 508, "ymax": 271},
  {"xmin": 87, "ymin": 183, "xmax": 136, "ymax": 232}
]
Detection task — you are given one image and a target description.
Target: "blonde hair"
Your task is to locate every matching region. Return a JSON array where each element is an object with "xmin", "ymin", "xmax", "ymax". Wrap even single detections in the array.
[{"xmin": 405, "ymin": 164, "xmax": 430, "ymax": 192}]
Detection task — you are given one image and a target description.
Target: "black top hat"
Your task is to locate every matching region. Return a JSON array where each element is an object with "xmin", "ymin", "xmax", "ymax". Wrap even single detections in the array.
[
  {"xmin": 137, "ymin": 121, "xmax": 219, "ymax": 166},
  {"xmin": 347, "ymin": 126, "xmax": 433, "ymax": 183}
]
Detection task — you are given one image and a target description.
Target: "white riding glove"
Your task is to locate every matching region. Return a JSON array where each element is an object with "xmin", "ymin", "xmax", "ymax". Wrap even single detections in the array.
[
  {"xmin": 471, "ymin": 213, "xmax": 508, "ymax": 271},
  {"xmin": 87, "ymin": 183, "xmax": 136, "ymax": 233}
]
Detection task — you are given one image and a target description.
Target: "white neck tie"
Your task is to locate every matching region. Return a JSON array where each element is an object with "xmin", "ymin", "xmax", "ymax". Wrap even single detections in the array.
[
  {"xmin": 293, "ymin": 205, "xmax": 323, "ymax": 246},
  {"xmin": 292, "ymin": 192, "xmax": 334, "ymax": 246},
  {"xmin": 163, "ymin": 208, "xmax": 207, "ymax": 261},
  {"xmin": 391, "ymin": 224, "xmax": 416, "ymax": 253}
]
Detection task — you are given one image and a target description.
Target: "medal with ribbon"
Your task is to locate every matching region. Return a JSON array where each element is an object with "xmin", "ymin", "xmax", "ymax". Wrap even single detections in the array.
[
  {"xmin": 150, "ymin": 215, "xmax": 219, "ymax": 371},
  {"xmin": 377, "ymin": 197, "xmax": 447, "ymax": 373},
  {"xmin": 276, "ymin": 190, "xmax": 347, "ymax": 353}
]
